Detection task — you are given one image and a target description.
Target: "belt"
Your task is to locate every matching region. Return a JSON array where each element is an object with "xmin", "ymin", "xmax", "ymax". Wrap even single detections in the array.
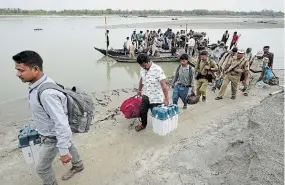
[
  {"xmin": 40, "ymin": 135, "xmax": 57, "ymax": 140},
  {"xmin": 177, "ymin": 83, "xmax": 191, "ymax": 87}
]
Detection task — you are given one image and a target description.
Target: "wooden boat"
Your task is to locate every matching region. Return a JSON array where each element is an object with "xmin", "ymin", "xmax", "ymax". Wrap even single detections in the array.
[
  {"xmin": 34, "ymin": 28, "xmax": 43, "ymax": 31},
  {"xmin": 94, "ymin": 47, "xmax": 173, "ymax": 56},
  {"xmin": 109, "ymin": 55, "xmax": 180, "ymax": 63}
]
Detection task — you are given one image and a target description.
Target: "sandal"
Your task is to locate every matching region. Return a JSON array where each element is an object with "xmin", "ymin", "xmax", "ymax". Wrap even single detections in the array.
[{"xmin": 135, "ymin": 124, "xmax": 145, "ymax": 132}]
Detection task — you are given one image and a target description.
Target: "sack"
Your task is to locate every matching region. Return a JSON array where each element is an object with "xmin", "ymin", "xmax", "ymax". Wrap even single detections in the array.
[
  {"xmin": 268, "ymin": 77, "xmax": 279, "ymax": 86},
  {"xmin": 120, "ymin": 96, "xmax": 142, "ymax": 119},
  {"xmin": 186, "ymin": 92, "xmax": 199, "ymax": 105},
  {"xmin": 37, "ymin": 82, "xmax": 95, "ymax": 133}
]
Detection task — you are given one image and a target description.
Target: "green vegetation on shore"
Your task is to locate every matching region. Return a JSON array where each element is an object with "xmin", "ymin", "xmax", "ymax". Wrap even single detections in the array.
[{"xmin": 0, "ymin": 8, "xmax": 283, "ymax": 17}]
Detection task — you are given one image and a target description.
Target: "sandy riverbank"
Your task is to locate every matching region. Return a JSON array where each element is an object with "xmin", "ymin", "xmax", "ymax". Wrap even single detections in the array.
[
  {"xmin": 96, "ymin": 18, "xmax": 284, "ymax": 29},
  {"xmin": 0, "ymin": 70, "xmax": 284, "ymax": 185}
]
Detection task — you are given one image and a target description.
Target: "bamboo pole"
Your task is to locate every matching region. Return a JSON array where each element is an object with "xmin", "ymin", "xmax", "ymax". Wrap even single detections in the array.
[
  {"xmin": 184, "ymin": 20, "xmax": 188, "ymax": 53},
  {"xmin": 105, "ymin": 16, "xmax": 108, "ymax": 56}
]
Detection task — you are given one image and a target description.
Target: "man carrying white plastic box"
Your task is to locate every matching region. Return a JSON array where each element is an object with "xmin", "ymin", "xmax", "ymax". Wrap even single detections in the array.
[
  {"xmin": 13, "ymin": 51, "xmax": 84, "ymax": 185},
  {"xmin": 136, "ymin": 53, "xmax": 170, "ymax": 132}
]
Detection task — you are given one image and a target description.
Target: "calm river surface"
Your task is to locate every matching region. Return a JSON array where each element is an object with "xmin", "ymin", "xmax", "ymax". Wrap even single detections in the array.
[{"xmin": 0, "ymin": 16, "xmax": 284, "ymax": 103}]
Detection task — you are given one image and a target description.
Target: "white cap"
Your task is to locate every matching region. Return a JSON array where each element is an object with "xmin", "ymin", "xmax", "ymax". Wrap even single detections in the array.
[{"xmin": 237, "ymin": 49, "xmax": 245, "ymax": 54}]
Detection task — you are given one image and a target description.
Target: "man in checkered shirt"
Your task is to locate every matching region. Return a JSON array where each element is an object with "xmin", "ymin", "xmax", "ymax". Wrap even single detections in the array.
[{"xmin": 136, "ymin": 54, "xmax": 169, "ymax": 132}]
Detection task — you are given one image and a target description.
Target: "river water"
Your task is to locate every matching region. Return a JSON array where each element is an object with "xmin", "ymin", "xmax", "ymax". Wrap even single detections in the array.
[{"xmin": 0, "ymin": 16, "xmax": 284, "ymax": 103}]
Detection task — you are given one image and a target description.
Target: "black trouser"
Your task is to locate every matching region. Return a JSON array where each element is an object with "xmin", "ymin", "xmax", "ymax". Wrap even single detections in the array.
[
  {"xmin": 230, "ymin": 42, "xmax": 236, "ymax": 49},
  {"xmin": 140, "ymin": 95, "xmax": 161, "ymax": 128}
]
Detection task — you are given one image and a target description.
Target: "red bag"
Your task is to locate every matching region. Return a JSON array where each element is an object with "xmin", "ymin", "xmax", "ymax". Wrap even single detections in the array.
[{"xmin": 120, "ymin": 96, "xmax": 142, "ymax": 119}]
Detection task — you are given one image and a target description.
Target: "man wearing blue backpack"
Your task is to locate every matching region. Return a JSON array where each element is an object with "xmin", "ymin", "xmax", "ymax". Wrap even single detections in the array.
[
  {"xmin": 13, "ymin": 51, "xmax": 86, "ymax": 185},
  {"xmin": 172, "ymin": 54, "xmax": 195, "ymax": 109}
]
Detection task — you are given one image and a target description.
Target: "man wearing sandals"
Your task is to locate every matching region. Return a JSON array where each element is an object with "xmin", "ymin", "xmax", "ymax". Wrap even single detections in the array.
[{"xmin": 136, "ymin": 54, "xmax": 169, "ymax": 132}]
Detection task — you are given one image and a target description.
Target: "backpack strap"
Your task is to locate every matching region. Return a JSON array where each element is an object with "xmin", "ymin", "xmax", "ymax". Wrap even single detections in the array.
[
  {"xmin": 37, "ymin": 82, "xmax": 67, "ymax": 107},
  {"xmin": 37, "ymin": 82, "xmax": 73, "ymax": 120}
]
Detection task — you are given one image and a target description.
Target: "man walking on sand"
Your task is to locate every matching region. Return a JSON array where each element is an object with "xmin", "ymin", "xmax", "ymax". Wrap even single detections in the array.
[
  {"xmin": 172, "ymin": 54, "xmax": 195, "ymax": 109},
  {"xmin": 136, "ymin": 53, "xmax": 169, "ymax": 132},
  {"xmin": 216, "ymin": 49, "xmax": 249, "ymax": 100},
  {"xmin": 13, "ymin": 51, "xmax": 84, "ymax": 185},
  {"xmin": 195, "ymin": 51, "xmax": 218, "ymax": 102}
]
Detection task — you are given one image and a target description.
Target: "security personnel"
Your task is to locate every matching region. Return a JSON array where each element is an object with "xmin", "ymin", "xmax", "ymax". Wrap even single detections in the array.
[
  {"xmin": 195, "ymin": 50, "xmax": 218, "ymax": 102},
  {"xmin": 241, "ymin": 51, "xmax": 270, "ymax": 95},
  {"xmin": 216, "ymin": 49, "xmax": 249, "ymax": 100}
]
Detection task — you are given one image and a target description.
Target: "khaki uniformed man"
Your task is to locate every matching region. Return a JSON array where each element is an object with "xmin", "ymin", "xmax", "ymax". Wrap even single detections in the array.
[
  {"xmin": 216, "ymin": 49, "xmax": 249, "ymax": 100},
  {"xmin": 241, "ymin": 51, "xmax": 269, "ymax": 95},
  {"xmin": 195, "ymin": 50, "xmax": 218, "ymax": 102}
]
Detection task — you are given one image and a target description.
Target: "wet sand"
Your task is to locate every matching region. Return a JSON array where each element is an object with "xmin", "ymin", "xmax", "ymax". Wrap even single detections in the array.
[
  {"xmin": 96, "ymin": 18, "xmax": 284, "ymax": 29},
  {"xmin": 0, "ymin": 70, "xmax": 284, "ymax": 185}
]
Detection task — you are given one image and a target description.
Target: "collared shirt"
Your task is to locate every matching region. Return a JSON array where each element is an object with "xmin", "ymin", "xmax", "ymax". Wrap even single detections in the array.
[
  {"xmin": 188, "ymin": 38, "xmax": 195, "ymax": 47},
  {"xmin": 173, "ymin": 64, "xmax": 195, "ymax": 88},
  {"xmin": 140, "ymin": 63, "xmax": 166, "ymax": 104},
  {"xmin": 131, "ymin": 33, "xmax": 137, "ymax": 41},
  {"xmin": 213, "ymin": 46, "xmax": 226, "ymax": 59},
  {"xmin": 195, "ymin": 59, "xmax": 217, "ymax": 76},
  {"xmin": 124, "ymin": 40, "xmax": 131, "ymax": 50},
  {"xmin": 28, "ymin": 74, "xmax": 72, "ymax": 156}
]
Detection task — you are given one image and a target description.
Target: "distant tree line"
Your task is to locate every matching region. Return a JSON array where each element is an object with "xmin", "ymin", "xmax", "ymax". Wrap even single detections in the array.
[{"xmin": 0, "ymin": 8, "xmax": 283, "ymax": 17}]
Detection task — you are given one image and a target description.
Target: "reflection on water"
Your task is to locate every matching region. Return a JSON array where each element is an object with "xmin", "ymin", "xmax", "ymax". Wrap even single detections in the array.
[
  {"xmin": 97, "ymin": 56, "xmax": 178, "ymax": 82},
  {"xmin": 0, "ymin": 17, "xmax": 283, "ymax": 103}
]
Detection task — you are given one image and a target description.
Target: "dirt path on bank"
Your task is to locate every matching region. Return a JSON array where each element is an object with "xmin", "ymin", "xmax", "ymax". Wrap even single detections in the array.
[{"xmin": 0, "ymin": 70, "xmax": 283, "ymax": 185}]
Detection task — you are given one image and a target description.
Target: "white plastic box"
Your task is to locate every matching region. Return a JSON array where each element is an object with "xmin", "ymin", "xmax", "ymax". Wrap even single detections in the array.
[{"xmin": 151, "ymin": 105, "xmax": 179, "ymax": 136}]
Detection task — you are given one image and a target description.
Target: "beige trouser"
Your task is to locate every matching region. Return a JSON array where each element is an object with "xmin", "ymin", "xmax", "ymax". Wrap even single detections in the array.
[
  {"xmin": 242, "ymin": 72, "xmax": 262, "ymax": 93},
  {"xmin": 196, "ymin": 78, "xmax": 209, "ymax": 97},
  {"xmin": 218, "ymin": 73, "xmax": 240, "ymax": 97},
  {"xmin": 129, "ymin": 51, "xmax": 135, "ymax": 58}
]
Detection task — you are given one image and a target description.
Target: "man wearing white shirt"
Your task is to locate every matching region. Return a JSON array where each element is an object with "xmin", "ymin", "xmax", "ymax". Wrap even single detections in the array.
[
  {"xmin": 123, "ymin": 37, "xmax": 131, "ymax": 55},
  {"xmin": 187, "ymin": 37, "xmax": 195, "ymax": 57},
  {"xmin": 136, "ymin": 54, "xmax": 169, "ymax": 132}
]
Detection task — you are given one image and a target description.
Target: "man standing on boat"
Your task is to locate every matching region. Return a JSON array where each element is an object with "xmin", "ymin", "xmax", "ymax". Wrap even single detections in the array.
[
  {"xmin": 137, "ymin": 31, "xmax": 144, "ymax": 48},
  {"xmin": 106, "ymin": 30, "xmax": 110, "ymax": 49},
  {"xmin": 221, "ymin": 30, "xmax": 229, "ymax": 45},
  {"xmin": 143, "ymin": 30, "xmax": 149, "ymax": 49},
  {"xmin": 123, "ymin": 37, "xmax": 131, "ymax": 55},
  {"xmin": 230, "ymin": 32, "xmax": 239, "ymax": 49},
  {"xmin": 187, "ymin": 36, "xmax": 195, "ymax": 57},
  {"xmin": 136, "ymin": 54, "xmax": 169, "ymax": 132},
  {"xmin": 131, "ymin": 30, "xmax": 138, "ymax": 48}
]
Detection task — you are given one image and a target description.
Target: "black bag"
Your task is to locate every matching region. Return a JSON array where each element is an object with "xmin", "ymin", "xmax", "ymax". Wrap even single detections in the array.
[
  {"xmin": 268, "ymin": 77, "xmax": 279, "ymax": 86},
  {"xmin": 205, "ymin": 73, "xmax": 214, "ymax": 82},
  {"xmin": 186, "ymin": 92, "xmax": 199, "ymax": 105}
]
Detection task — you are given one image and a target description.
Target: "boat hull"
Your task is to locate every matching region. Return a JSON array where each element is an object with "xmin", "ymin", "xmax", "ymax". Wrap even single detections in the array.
[
  {"xmin": 94, "ymin": 47, "xmax": 172, "ymax": 56},
  {"xmin": 109, "ymin": 55, "xmax": 180, "ymax": 63}
]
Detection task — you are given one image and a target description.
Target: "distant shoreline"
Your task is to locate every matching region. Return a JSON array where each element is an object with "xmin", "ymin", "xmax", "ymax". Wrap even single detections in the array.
[
  {"xmin": 95, "ymin": 18, "xmax": 284, "ymax": 29},
  {"xmin": 0, "ymin": 15, "xmax": 284, "ymax": 19}
]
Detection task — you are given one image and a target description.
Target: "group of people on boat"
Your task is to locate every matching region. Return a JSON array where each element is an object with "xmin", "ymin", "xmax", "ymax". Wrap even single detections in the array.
[
  {"xmin": 133, "ymin": 30, "xmax": 278, "ymax": 132},
  {"xmin": 123, "ymin": 29, "xmax": 209, "ymax": 58}
]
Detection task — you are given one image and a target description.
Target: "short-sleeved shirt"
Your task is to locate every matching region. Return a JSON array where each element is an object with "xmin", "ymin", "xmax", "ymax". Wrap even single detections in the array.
[
  {"xmin": 140, "ymin": 63, "xmax": 166, "ymax": 104},
  {"xmin": 196, "ymin": 59, "xmax": 217, "ymax": 76}
]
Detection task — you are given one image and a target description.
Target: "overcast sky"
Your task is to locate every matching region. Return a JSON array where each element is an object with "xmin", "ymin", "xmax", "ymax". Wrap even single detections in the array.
[{"xmin": 0, "ymin": 0, "xmax": 284, "ymax": 12}]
